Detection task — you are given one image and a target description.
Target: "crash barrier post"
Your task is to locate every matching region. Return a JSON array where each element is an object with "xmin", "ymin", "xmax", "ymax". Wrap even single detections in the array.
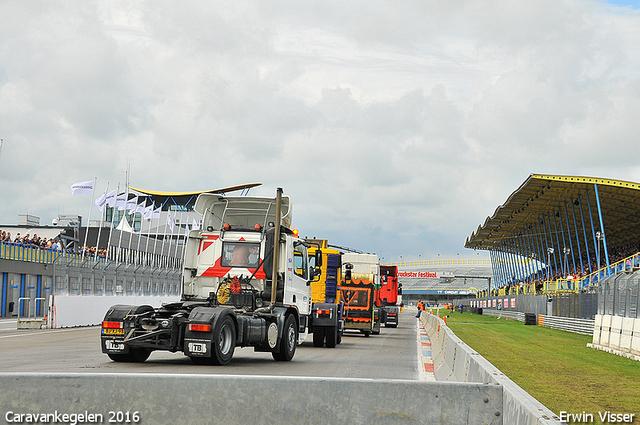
[
  {"xmin": 419, "ymin": 312, "xmax": 565, "ymax": 425},
  {"xmin": 0, "ymin": 373, "xmax": 503, "ymax": 425}
]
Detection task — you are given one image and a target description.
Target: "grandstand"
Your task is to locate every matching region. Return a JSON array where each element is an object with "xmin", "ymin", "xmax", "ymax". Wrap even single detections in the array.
[{"xmin": 392, "ymin": 260, "xmax": 492, "ymax": 301}]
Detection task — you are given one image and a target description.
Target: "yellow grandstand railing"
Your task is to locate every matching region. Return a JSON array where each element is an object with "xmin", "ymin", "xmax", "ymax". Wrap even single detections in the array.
[
  {"xmin": 385, "ymin": 259, "xmax": 492, "ymax": 267},
  {"xmin": 0, "ymin": 241, "xmax": 109, "ymax": 268}
]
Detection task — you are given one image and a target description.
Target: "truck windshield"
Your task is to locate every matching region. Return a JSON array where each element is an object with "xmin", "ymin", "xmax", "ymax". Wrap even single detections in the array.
[{"xmin": 221, "ymin": 242, "xmax": 261, "ymax": 268}]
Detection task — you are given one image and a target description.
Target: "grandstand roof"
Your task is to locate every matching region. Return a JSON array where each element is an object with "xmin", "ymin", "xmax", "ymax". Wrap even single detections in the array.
[
  {"xmin": 128, "ymin": 183, "xmax": 262, "ymax": 210},
  {"xmin": 130, "ymin": 183, "xmax": 262, "ymax": 198},
  {"xmin": 465, "ymin": 174, "xmax": 640, "ymax": 251}
]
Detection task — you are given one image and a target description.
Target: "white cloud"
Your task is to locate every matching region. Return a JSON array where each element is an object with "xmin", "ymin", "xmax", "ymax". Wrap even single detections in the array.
[{"xmin": 1, "ymin": 0, "xmax": 640, "ymax": 261}]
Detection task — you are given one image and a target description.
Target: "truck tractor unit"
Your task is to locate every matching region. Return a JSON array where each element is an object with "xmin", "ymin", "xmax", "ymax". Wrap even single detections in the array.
[
  {"xmin": 377, "ymin": 265, "xmax": 401, "ymax": 328},
  {"xmin": 340, "ymin": 253, "xmax": 380, "ymax": 337},
  {"xmin": 101, "ymin": 188, "xmax": 322, "ymax": 365},
  {"xmin": 306, "ymin": 239, "xmax": 344, "ymax": 348}
]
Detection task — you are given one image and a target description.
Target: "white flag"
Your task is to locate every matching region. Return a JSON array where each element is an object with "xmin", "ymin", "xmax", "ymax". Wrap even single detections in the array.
[
  {"xmin": 71, "ymin": 180, "xmax": 94, "ymax": 196},
  {"xmin": 152, "ymin": 207, "xmax": 161, "ymax": 219},
  {"xmin": 136, "ymin": 199, "xmax": 147, "ymax": 214},
  {"xmin": 143, "ymin": 205, "xmax": 154, "ymax": 220},
  {"xmin": 167, "ymin": 210, "xmax": 175, "ymax": 232},
  {"xmin": 115, "ymin": 193, "xmax": 129, "ymax": 210},
  {"xmin": 95, "ymin": 189, "xmax": 117, "ymax": 212},
  {"xmin": 192, "ymin": 218, "xmax": 201, "ymax": 230},
  {"xmin": 126, "ymin": 196, "xmax": 139, "ymax": 212},
  {"xmin": 184, "ymin": 223, "xmax": 191, "ymax": 237}
]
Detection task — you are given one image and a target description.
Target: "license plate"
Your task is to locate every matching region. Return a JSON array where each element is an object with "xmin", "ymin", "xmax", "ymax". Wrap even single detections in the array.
[
  {"xmin": 102, "ymin": 328, "xmax": 125, "ymax": 335},
  {"xmin": 188, "ymin": 342, "xmax": 207, "ymax": 353},
  {"xmin": 104, "ymin": 340, "xmax": 125, "ymax": 351}
]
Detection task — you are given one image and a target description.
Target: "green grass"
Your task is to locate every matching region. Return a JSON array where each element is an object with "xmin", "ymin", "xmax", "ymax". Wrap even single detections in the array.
[{"xmin": 441, "ymin": 310, "xmax": 640, "ymax": 421}]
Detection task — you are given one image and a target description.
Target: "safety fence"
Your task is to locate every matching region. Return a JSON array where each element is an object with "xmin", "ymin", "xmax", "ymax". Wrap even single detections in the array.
[
  {"xmin": 0, "ymin": 240, "xmax": 183, "ymax": 270},
  {"xmin": 461, "ymin": 292, "xmax": 597, "ymax": 323},
  {"xmin": 1, "ymin": 252, "xmax": 182, "ymax": 320},
  {"xmin": 0, "ymin": 242, "xmax": 63, "ymax": 264}
]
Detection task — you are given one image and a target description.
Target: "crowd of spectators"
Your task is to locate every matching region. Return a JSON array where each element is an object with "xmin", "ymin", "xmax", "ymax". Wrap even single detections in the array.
[
  {"xmin": 79, "ymin": 245, "xmax": 108, "ymax": 259},
  {"xmin": 0, "ymin": 231, "xmax": 64, "ymax": 251}
]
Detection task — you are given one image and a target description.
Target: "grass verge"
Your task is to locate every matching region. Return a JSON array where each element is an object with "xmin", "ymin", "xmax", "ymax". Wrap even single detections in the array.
[{"xmin": 439, "ymin": 310, "xmax": 640, "ymax": 422}]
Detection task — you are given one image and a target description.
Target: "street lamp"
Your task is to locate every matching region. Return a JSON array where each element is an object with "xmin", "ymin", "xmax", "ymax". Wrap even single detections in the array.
[
  {"xmin": 546, "ymin": 247, "xmax": 554, "ymax": 281},
  {"xmin": 563, "ymin": 247, "xmax": 570, "ymax": 276},
  {"xmin": 595, "ymin": 231, "xmax": 604, "ymax": 271}
]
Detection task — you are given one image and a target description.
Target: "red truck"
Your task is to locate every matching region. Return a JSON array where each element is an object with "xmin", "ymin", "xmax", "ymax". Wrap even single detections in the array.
[{"xmin": 376, "ymin": 265, "xmax": 401, "ymax": 328}]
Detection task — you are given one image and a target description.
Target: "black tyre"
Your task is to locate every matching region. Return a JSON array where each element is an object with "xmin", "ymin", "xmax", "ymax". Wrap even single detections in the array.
[
  {"xmin": 107, "ymin": 348, "xmax": 151, "ymax": 363},
  {"xmin": 337, "ymin": 331, "xmax": 342, "ymax": 345},
  {"xmin": 312, "ymin": 327, "xmax": 325, "ymax": 347},
  {"xmin": 273, "ymin": 315, "xmax": 297, "ymax": 361},
  {"xmin": 211, "ymin": 315, "xmax": 236, "ymax": 365},
  {"xmin": 325, "ymin": 326, "xmax": 337, "ymax": 348}
]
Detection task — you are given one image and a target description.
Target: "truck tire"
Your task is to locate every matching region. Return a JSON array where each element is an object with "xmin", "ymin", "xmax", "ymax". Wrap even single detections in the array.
[
  {"xmin": 312, "ymin": 327, "xmax": 325, "ymax": 347},
  {"xmin": 107, "ymin": 348, "xmax": 151, "ymax": 363},
  {"xmin": 211, "ymin": 315, "xmax": 236, "ymax": 365},
  {"xmin": 337, "ymin": 331, "xmax": 342, "ymax": 345},
  {"xmin": 273, "ymin": 315, "xmax": 297, "ymax": 361},
  {"xmin": 325, "ymin": 326, "xmax": 337, "ymax": 348}
]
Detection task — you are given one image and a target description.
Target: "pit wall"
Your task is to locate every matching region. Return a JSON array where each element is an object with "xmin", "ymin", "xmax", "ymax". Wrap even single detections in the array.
[
  {"xmin": 52, "ymin": 295, "xmax": 179, "ymax": 328},
  {"xmin": 420, "ymin": 312, "xmax": 566, "ymax": 425},
  {"xmin": 588, "ymin": 314, "xmax": 640, "ymax": 361}
]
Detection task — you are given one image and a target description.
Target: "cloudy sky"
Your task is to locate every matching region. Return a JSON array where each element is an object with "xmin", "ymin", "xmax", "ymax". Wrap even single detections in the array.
[{"xmin": 1, "ymin": 0, "xmax": 639, "ymax": 262}]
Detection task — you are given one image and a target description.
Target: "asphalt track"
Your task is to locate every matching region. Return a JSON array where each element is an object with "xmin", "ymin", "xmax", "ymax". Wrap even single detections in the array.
[{"xmin": 0, "ymin": 310, "xmax": 421, "ymax": 379}]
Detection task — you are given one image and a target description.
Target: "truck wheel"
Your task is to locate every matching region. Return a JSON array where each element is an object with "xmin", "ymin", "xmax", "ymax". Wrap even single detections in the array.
[
  {"xmin": 337, "ymin": 331, "xmax": 342, "ymax": 345},
  {"xmin": 107, "ymin": 348, "xmax": 151, "ymax": 363},
  {"xmin": 325, "ymin": 326, "xmax": 337, "ymax": 348},
  {"xmin": 363, "ymin": 331, "xmax": 370, "ymax": 337},
  {"xmin": 273, "ymin": 315, "xmax": 297, "ymax": 361},
  {"xmin": 211, "ymin": 315, "xmax": 236, "ymax": 365},
  {"xmin": 312, "ymin": 327, "xmax": 325, "ymax": 347}
]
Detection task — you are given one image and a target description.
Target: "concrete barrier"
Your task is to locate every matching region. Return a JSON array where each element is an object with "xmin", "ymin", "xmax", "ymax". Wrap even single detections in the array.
[
  {"xmin": 420, "ymin": 312, "xmax": 565, "ymax": 425},
  {"xmin": 0, "ymin": 373, "xmax": 503, "ymax": 425},
  {"xmin": 588, "ymin": 314, "xmax": 640, "ymax": 361},
  {"xmin": 52, "ymin": 295, "xmax": 179, "ymax": 328},
  {"xmin": 620, "ymin": 317, "xmax": 634, "ymax": 353},
  {"xmin": 609, "ymin": 315, "xmax": 623, "ymax": 350}
]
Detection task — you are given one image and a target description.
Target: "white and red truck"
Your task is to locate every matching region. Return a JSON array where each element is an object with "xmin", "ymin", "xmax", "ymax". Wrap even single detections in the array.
[{"xmin": 100, "ymin": 188, "xmax": 323, "ymax": 364}]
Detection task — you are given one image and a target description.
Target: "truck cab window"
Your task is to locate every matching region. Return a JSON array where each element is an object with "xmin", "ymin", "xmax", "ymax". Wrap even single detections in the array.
[
  {"xmin": 221, "ymin": 242, "xmax": 260, "ymax": 268},
  {"xmin": 294, "ymin": 246, "xmax": 308, "ymax": 279}
]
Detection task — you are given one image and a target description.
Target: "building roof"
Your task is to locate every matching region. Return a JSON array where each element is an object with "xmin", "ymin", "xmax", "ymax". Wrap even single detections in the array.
[
  {"xmin": 465, "ymin": 174, "xmax": 640, "ymax": 252},
  {"xmin": 129, "ymin": 182, "xmax": 262, "ymax": 197},
  {"xmin": 127, "ymin": 183, "xmax": 262, "ymax": 210}
]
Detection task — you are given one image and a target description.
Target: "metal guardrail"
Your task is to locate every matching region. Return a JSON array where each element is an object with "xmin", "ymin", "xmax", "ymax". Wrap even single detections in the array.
[
  {"xmin": 538, "ymin": 315, "xmax": 594, "ymax": 335},
  {"xmin": 481, "ymin": 310, "xmax": 525, "ymax": 322}
]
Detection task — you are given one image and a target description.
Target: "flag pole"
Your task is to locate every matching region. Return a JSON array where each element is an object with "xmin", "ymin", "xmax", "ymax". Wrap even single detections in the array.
[
  {"xmin": 82, "ymin": 177, "xmax": 97, "ymax": 260},
  {"xmin": 94, "ymin": 181, "xmax": 109, "ymax": 262},
  {"xmin": 105, "ymin": 183, "xmax": 120, "ymax": 262}
]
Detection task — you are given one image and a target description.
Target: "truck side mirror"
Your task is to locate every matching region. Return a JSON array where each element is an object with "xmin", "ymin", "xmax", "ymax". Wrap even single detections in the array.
[{"xmin": 315, "ymin": 249, "xmax": 323, "ymax": 267}]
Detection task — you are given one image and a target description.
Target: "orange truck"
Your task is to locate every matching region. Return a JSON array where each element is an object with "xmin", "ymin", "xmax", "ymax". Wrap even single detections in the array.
[{"xmin": 340, "ymin": 253, "xmax": 380, "ymax": 337}]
